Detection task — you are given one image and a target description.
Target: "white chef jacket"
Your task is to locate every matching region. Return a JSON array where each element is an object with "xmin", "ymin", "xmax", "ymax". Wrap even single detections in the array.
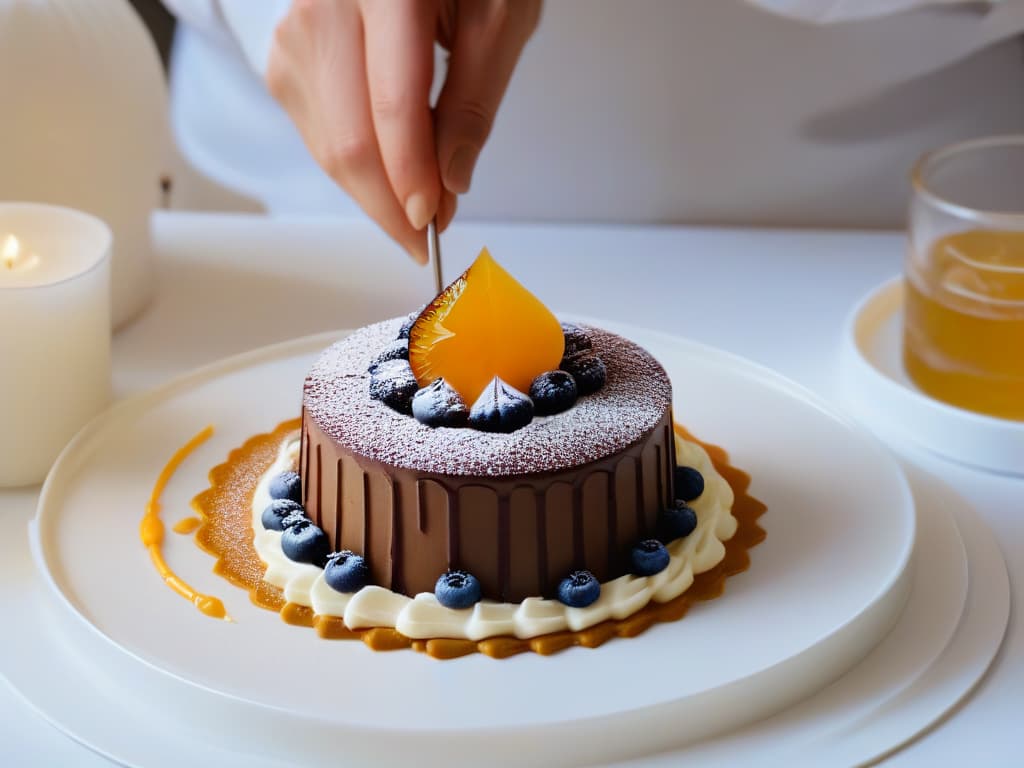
[{"xmin": 163, "ymin": 0, "xmax": 1024, "ymax": 227}]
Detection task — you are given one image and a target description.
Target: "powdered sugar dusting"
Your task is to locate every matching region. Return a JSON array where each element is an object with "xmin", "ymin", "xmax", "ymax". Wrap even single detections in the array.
[{"xmin": 303, "ymin": 319, "xmax": 672, "ymax": 476}]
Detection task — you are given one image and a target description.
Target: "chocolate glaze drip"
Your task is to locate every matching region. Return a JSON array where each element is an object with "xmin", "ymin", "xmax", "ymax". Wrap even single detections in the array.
[
  {"xmin": 446, "ymin": 487, "xmax": 459, "ymax": 566},
  {"xmin": 361, "ymin": 473, "xmax": 370, "ymax": 556},
  {"xmin": 535, "ymin": 491, "xmax": 548, "ymax": 591},
  {"xmin": 390, "ymin": 480, "xmax": 402, "ymax": 593},
  {"xmin": 334, "ymin": 458, "xmax": 343, "ymax": 550},
  {"xmin": 301, "ymin": 428, "xmax": 311, "ymax": 505},
  {"xmin": 606, "ymin": 471, "xmax": 618, "ymax": 574},
  {"xmin": 315, "ymin": 444, "xmax": 322, "ymax": 527},
  {"xmin": 634, "ymin": 454, "xmax": 646, "ymax": 538},
  {"xmin": 300, "ymin": 406, "xmax": 676, "ymax": 602}
]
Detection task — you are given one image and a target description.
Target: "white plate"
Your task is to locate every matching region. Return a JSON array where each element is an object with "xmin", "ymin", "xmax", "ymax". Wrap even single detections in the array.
[
  {"xmin": 29, "ymin": 323, "xmax": 916, "ymax": 764},
  {"xmin": 840, "ymin": 276, "xmax": 1024, "ymax": 476},
  {"xmin": 7, "ymin": 457, "xmax": 1007, "ymax": 767}
]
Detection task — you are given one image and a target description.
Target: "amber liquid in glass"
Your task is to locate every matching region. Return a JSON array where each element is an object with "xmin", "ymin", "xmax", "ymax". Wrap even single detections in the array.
[{"xmin": 904, "ymin": 229, "xmax": 1024, "ymax": 420}]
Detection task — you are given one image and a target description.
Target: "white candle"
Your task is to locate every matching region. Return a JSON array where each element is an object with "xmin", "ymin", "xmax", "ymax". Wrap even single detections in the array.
[{"xmin": 0, "ymin": 203, "xmax": 112, "ymax": 487}]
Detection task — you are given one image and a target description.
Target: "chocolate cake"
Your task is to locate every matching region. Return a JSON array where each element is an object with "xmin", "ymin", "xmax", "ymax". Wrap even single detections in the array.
[
  {"xmin": 187, "ymin": 250, "xmax": 758, "ymax": 658},
  {"xmin": 300, "ymin": 319, "xmax": 676, "ymax": 603}
]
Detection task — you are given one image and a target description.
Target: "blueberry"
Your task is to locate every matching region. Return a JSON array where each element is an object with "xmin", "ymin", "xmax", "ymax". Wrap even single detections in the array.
[
  {"xmin": 281, "ymin": 518, "xmax": 331, "ymax": 566},
  {"xmin": 261, "ymin": 498, "xmax": 303, "ymax": 531},
  {"xmin": 529, "ymin": 370, "xmax": 578, "ymax": 416},
  {"xmin": 559, "ymin": 353, "xmax": 607, "ymax": 395},
  {"xmin": 435, "ymin": 570, "xmax": 482, "ymax": 609},
  {"xmin": 280, "ymin": 511, "xmax": 309, "ymax": 530},
  {"xmin": 367, "ymin": 338, "xmax": 409, "ymax": 374},
  {"xmin": 557, "ymin": 570, "xmax": 601, "ymax": 608},
  {"xmin": 269, "ymin": 471, "xmax": 302, "ymax": 503},
  {"xmin": 324, "ymin": 550, "xmax": 370, "ymax": 593},
  {"xmin": 657, "ymin": 501, "xmax": 698, "ymax": 543},
  {"xmin": 561, "ymin": 322, "xmax": 593, "ymax": 356},
  {"xmin": 369, "ymin": 359, "xmax": 419, "ymax": 414},
  {"xmin": 468, "ymin": 376, "xmax": 534, "ymax": 433},
  {"xmin": 397, "ymin": 305, "xmax": 426, "ymax": 340},
  {"xmin": 674, "ymin": 466, "xmax": 705, "ymax": 502},
  {"xmin": 412, "ymin": 378, "xmax": 469, "ymax": 428},
  {"xmin": 631, "ymin": 539, "xmax": 670, "ymax": 576}
]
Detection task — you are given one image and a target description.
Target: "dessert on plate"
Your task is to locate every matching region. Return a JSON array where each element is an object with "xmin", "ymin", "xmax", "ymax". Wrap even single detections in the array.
[{"xmin": 192, "ymin": 249, "xmax": 765, "ymax": 658}]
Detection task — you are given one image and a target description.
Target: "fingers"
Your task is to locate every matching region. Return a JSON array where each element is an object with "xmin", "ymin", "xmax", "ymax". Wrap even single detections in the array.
[
  {"xmin": 268, "ymin": 1, "xmax": 429, "ymax": 264},
  {"xmin": 435, "ymin": 1, "xmax": 541, "ymax": 194},
  {"xmin": 267, "ymin": 0, "xmax": 487, "ymax": 262},
  {"xmin": 362, "ymin": 0, "xmax": 441, "ymax": 231},
  {"xmin": 437, "ymin": 190, "xmax": 458, "ymax": 232},
  {"xmin": 314, "ymin": 13, "xmax": 429, "ymax": 263}
]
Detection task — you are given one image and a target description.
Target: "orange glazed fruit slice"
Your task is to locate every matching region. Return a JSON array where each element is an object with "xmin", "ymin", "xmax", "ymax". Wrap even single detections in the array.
[{"xmin": 408, "ymin": 248, "xmax": 564, "ymax": 404}]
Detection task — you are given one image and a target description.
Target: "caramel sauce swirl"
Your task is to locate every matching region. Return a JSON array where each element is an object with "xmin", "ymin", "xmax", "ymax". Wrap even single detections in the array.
[
  {"xmin": 141, "ymin": 425, "xmax": 229, "ymax": 621},
  {"xmin": 172, "ymin": 516, "xmax": 203, "ymax": 535}
]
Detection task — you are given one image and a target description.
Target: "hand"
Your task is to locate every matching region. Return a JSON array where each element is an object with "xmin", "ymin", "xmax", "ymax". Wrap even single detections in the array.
[{"xmin": 266, "ymin": 0, "xmax": 542, "ymax": 263}]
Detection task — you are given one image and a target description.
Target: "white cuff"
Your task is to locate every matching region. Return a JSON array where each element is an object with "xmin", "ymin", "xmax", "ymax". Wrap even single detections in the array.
[
  {"xmin": 219, "ymin": 0, "xmax": 291, "ymax": 76},
  {"xmin": 161, "ymin": 0, "xmax": 290, "ymax": 75},
  {"xmin": 160, "ymin": 0, "xmax": 232, "ymax": 45},
  {"xmin": 748, "ymin": 0, "xmax": 1001, "ymax": 24}
]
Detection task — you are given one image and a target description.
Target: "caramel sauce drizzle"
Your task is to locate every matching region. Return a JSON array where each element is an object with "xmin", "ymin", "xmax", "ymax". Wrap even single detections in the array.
[
  {"xmin": 190, "ymin": 420, "xmax": 766, "ymax": 659},
  {"xmin": 172, "ymin": 516, "xmax": 203, "ymax": 535},
  {"xmin": 141, "ymin": 425, "xmax": 229, "ymax": 620}
]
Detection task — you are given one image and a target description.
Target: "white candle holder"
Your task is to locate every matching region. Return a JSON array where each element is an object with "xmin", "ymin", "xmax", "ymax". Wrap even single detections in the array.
[{"xmin": 0, "ymin": 203, "xmax": 112, "ymax": 487}]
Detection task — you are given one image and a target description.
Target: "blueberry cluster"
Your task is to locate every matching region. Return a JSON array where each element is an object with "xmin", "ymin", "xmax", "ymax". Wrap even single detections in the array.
[
  {"xmin": 369, "ymin": 359, "xmax": 419, "ymax": 415},
  {"xmin": 261, "ymin": 471, "xmax": 369, "ymax": 592},
  {"xmin": 368, "ymin": 320, "xmax": 608, "ymax": 433},
  {"xmin": 263, "ymin": 463, "xmax": 705, "ymax": 610},
  {"xmin": 574, "ymin": 465, "xmax": 707, "ymax": 594},
  {"xmin": 557, "ymin": 323, "xmax": 607, "ymax": 396},
  {"xmin": 266, "ymin": 472, "xmax": 478, "ymax": 603},
  {"xmin": 654, "ymin": 465, "xmax": 705, "ymax": 548}
]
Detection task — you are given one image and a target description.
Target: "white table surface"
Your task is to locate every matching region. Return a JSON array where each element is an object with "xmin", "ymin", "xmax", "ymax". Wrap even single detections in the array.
[{"xmin": 1, "ymin": 212, "xmax": 1020, "ymax": 767}]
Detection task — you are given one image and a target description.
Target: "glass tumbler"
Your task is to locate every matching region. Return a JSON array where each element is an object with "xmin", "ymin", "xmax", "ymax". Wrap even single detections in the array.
[{"xmin": 904, "ymin": 136, "xmax": 1024, "ymax": 420}]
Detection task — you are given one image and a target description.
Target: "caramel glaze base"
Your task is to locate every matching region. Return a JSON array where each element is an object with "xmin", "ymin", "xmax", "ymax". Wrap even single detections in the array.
[{"xmin": 192, "ymin": 419, "xmax": 766, "ymax": 660}]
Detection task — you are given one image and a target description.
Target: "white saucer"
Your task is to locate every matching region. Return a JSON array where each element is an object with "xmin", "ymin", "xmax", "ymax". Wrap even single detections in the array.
[
  {"xmin": 28, "ymin": 324, "xmax": 917, "ymax": 764},
  {"xmin": 840, "ymin": 277, "xmax": 1024, "ymax": 476}
]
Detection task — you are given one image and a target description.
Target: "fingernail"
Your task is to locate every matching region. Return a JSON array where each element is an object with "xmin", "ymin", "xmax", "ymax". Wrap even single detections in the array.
[
  {"xmin": 445, "ymin": 146, "xmax": 478, "ymax": 194},
  {"xmin": 405, "ymin": 192, "xmax": 432, "ymax": 231}
]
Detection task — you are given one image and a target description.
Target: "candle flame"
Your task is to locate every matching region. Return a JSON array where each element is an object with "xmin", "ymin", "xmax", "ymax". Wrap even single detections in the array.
[{"xmin": 2, "ymin": 235, "xmax": 18, "ymax": 270}]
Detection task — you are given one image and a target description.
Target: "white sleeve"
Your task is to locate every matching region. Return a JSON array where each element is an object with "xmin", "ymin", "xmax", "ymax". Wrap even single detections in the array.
[
  {"xmin": 160, "ymin": 0, "xmax": 290, "ymax": 76},
  {"xmin": 748, "ymin": 0, "xmax": 1024, "ymax": 24},
  {"xmin": 159, "ymin": 0, "xmax": 232, "ymax": 45}
]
